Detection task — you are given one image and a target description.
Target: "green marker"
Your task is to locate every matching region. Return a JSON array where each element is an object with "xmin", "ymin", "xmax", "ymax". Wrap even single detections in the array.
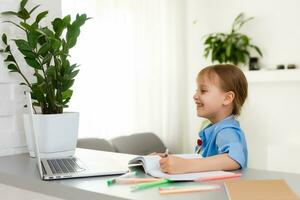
[
  {"xmin": 131, "ymin": 179, "xmax": 173, "ymax": 192},
  {"xmin": 107, "ymin": 171, "xmax": 137, "ymax": 186}
]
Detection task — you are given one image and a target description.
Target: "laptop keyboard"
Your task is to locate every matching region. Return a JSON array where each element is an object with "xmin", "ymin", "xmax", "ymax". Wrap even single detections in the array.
[{"xmin": 47, "ymin": 158, "xmax": 85, "ymax": 174}]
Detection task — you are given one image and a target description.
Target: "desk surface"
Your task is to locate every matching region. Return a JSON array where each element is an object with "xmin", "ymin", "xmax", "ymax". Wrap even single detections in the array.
[{"xmin": 0, "ymin": 148, "xmax": 299, "ymax": 200}]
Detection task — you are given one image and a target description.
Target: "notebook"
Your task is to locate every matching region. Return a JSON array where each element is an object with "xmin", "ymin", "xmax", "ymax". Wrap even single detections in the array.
[
  {"xmin": 128, "ymin": 154, "xmax": 236, "ymax": 181},
  {"xmin": 224, "ymin": 179, "xmax": 299, "ymax": 200}
]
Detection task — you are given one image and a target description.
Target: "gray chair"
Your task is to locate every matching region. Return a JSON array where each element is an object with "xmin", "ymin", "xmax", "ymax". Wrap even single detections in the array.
[
  {"xmin": 110, "ymin": 132, "xmax": 166, "ymax": 155},
  {"xmin": 77, "ymin": 138, "xmax": 115, "ymax": 152}
]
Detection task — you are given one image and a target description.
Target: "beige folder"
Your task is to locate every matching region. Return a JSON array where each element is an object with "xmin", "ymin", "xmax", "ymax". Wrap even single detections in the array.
[{"xmin": 224, "ymin": 179, "xmax": 299, "ymax": 200}]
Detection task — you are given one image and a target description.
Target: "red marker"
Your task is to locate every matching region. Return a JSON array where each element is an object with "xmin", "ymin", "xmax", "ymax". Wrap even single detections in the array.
[
  {"xmin": 195, "ymin": 139, "xmax": 202, "ymax": 154},
  {"xmin": 197, "ymin": 139, "xmax": 202, "ymax": 146}
]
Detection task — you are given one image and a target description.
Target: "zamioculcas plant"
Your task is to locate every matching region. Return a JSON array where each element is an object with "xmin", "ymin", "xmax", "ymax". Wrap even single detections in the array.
[
  {"xmin": 203, "ymin": 13, "xmax": 262, "ymax": 66},
  {"xmin": 0, "ymin": 0, "xmax": 89, "ymax": 114}
]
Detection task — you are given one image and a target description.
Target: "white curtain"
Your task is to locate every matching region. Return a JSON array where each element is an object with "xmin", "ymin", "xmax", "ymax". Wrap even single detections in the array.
[{"xmin": 62, "ymin": 0, "xmax": 186, "ymax": 153}]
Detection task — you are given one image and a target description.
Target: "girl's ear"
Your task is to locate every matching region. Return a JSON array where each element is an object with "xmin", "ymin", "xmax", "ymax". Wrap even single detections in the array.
[{"xmin": 223, "ymin": 91, "xmax": 235, "ymax": 105}]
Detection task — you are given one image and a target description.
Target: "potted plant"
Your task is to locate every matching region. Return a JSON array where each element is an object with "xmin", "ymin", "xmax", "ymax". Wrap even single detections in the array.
[
  {"xmin": 0, "ymin": 0, "xmax": 89, "ymax": 157},
  {"xmin": 203, "ymin": 13, "xmax": 263, "ymax": 68}
]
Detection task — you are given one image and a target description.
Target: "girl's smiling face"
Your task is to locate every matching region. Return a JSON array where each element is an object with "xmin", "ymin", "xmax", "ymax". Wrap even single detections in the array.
[{"xmin": 193, "ymin": 73, "xmax": 233, "ymax": 121}]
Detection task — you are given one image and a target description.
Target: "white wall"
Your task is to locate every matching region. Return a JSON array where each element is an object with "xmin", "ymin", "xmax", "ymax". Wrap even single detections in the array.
[
  {"xmin": 0, "ymin": 0, "xmax": 62, "ymax": 156},
  {"xmin": 240, "ymin": 81, "xmax": 300, "ymax": 173},
  {"xmin": 184, "ymin": 0, "xmax": 300, "ymax": 173}
]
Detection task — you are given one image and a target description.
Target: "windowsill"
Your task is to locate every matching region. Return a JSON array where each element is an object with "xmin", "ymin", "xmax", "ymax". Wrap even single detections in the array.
[{"xmin": 243, "ymin": 69, "xmax": 300, "ymax": 83}]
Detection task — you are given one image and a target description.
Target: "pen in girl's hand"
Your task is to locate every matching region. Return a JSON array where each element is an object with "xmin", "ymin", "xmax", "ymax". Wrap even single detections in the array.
[{"xmin": 163, "ymin": 149, "xmax": 169, "ymax": 157}]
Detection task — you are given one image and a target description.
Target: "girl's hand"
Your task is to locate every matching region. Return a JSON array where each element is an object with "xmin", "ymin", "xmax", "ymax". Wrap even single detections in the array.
[
  {"xmin": 148, "ymin": 152, "xmax": 165, "ymax": 157},
  {"xmin": 159, "ymin": 155, "xmax": 189, "ymax": 174}
]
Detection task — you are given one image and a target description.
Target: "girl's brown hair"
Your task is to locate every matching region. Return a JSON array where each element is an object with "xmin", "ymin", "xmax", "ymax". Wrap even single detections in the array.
[{"xmin": 198, "ymin": 64, "xmax": 248, "ymax": 116}]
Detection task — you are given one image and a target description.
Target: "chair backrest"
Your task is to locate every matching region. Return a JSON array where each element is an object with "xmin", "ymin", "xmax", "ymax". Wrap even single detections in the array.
[
  {"xmin": 77, "ymin": 138, "xmax": 116, "ymax": 152},
  {"xmin": 110, "ymin": 132, "xmax": 166, "ymax": 155}
]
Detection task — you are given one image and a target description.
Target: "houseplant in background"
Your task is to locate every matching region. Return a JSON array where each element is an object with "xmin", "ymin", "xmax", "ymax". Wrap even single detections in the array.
[
  {"xmin": 203, "ymin": 13, "xmax": 263, "ymax": 68},
  {"xmin": 0, "ymin": 0, "xmax": 89, "ymax": 157}
]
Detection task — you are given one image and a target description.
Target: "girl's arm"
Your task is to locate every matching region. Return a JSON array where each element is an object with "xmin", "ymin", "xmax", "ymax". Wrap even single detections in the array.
[{"xmin": 159, "ymin": 154, "xmax": 240, "ymax": 174}]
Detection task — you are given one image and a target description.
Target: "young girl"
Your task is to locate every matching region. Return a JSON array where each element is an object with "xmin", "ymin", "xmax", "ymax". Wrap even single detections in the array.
[{"xmin": 159, "ymin": 64, "xmax": 248, "ymax": 174}]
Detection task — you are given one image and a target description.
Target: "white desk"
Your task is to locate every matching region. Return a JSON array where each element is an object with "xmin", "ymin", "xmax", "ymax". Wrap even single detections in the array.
[{"xmin": 0, "ymin": 148, "xmax": 299, "ymax": 200}]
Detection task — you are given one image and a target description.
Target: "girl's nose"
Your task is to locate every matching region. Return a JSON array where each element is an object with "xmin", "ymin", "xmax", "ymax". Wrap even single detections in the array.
[{"xmin": 193, "ymin": 92, "xmax": 198, "ymax": 100}]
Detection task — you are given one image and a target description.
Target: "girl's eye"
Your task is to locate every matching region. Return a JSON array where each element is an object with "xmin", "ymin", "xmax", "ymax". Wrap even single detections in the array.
[{"xmin": 201, "ymin": 90, "xmax": 207, "ymax": 93}]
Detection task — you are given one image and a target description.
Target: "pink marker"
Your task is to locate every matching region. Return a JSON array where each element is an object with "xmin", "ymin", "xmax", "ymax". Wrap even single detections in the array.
[{"xmin": 194, "ymin": 173, "xmax": 242, "ymax": 182}]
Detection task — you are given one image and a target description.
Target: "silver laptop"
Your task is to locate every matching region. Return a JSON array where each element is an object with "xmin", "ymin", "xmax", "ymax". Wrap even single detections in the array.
[{"xmin": 25, "ymin": 92, "xmax": 129, "ymax": 180}]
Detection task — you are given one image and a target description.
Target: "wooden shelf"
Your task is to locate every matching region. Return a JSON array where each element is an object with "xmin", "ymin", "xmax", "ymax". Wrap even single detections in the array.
[{"xmin": 243, "ymin": 69, "xmax": 300, "ymax": 83}]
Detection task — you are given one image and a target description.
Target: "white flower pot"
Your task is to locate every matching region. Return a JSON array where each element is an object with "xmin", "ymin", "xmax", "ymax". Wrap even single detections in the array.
[{"xmin": 23, "ymin": 112, "xmax": 79, "ymax": 158}]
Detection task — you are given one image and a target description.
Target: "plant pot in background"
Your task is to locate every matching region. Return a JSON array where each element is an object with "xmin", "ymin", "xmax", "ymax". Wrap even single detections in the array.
[
  {"xmin": 249, "ymin": 57, "xmax": 260, "ymax": 70},
  {"xmin": 23, "ymin": 112, "xmax": 79, "ymax": 158}
]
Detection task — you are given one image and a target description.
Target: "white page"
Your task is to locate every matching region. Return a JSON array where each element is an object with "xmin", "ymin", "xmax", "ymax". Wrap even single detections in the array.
[{"xmin": 129, "ymin": 154, "xmax": 235, "ymax": 181}]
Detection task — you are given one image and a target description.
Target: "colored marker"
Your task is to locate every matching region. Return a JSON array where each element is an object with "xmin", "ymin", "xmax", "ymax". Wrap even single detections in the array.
[
  {"xmin": 131, "ymin": 179, "xmax": 172, "ymax": 192},
  {"xmin": 194, "ymin": 173, "xmax": 242, "ymax": 182},
  {"xmin": 159, "ymin": 184, "xmax": 221, "ymax": 195},
  {"xmin": 195, "ymin": 139, "xmax": 202, "ymax": 154},
  {"xmin": 115, "ymin": 178, "xmax": 164, "ymax": 184},
  {"xmin": 107, "ymin": 171, "xmax": 137, "ymax": 186}
]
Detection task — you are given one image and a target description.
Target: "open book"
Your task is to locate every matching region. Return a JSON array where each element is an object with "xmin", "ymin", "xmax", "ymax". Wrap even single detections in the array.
[{"xmin": 128, "ymin": 154, "xmax": 235, "ymax": 181}]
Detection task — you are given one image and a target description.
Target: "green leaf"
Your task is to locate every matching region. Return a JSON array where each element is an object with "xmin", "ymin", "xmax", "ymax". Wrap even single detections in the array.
[
  {"xmin": 2, "ymin": 33, "xmax": 7, "ymax": 45},
  {"xmin": 31, "ymin": 84, "xmax": 45, "ymax": 103},
  {"xmin": 66, "ymin": 14, "xmax": 89, "ymax": 48},
  {"xmin": 68, "ymin": 63, "xmax": 79, "ymax": 73},
  {"xmin": 41, "ymin": 54, "xmax": 52, "ymax": 65},
  {"xmin": 61, "ymin": 39, "xmax": 69, "ymax": 53},
  {"xmin": 62, "ymin": 103, "xmax": 69, "ymax": 108},
  {"xmin": 69, "ymin": 69, "xmax": 79, "ymax": 79},
  {"xmin": 61, "ymin": 79, "xmax": 74, "ymax": 91},
  {"xmin": 37, "ymin": 27, "xmax": 55, "ymax": 37},
  {"xmin": 20, "ymin": 0, "xmax": 28, "ymax": 9},
  {"xmin": 66, "ymin": 27, "xmax": 80, "ymax": 48},
  {"xmin": 18, "ymin": 9, "xmax": 30, "ymax": 20},
  {"xmin": 35, "ymin": 11, "xmax": 48, "ymax": 24},
  {"xmin": 46, "ymin": 66, "xmax": 56, "ymax": 77},
  {"xmin": 236, "ymin": 51, "xmax": 245, "ymax": 64},
  {"xmin": 74, "ymin": 14, "xmax": 88, "ymax": 26},
  {"xmin": 2, "ymin": 21, "xmax": 26, "ymax": 31},
  {"xmin": 4, "ymin": 55, "xmax": 15, "ymax": 62},
  {"xmin": 62, "ymin": 89, "xmax": 73, "ymax": 99},
  {"xmin": 239, "ymin": 35, "xmax": 249, "ymax": 46},
  {"xmin": 29, "ymin": 5, "xmax": 40, "ymax": 14},
  {"xmin": 20, "ymin": 22, "xmax": 34, "ymax": 31},
  {"xmin": 63, "ymin": 15, "xmax": 71, "ymax": 25},
  {"xmin": 37, "ymin": 35, "xmax": 46, "ymax": 45},
  {"xmin": 19, "ymin": 49, "xmax": 37, "ymax": 58},
  {"xmin": 52, "ymin": 18, "xmax": 65, "ymax": 37},
  {"xmin": 226, "ymin": 44, "xmax": 232, "ymax": 57},
  {"xmin": 251, "ymin": 45, "xmax": 263, "ymax": 57},
  {"xmin": 24, "ymin": 57, "xmax": 41, "ymax": 69},
  {"xmin": 4, "ymin": 45, "xmax": 10, "ymax": 52},
  {"xmin": 27, "ymin": 30, "xmax": 40, "ymax": 48},
  {"xmin": 34, "ymin": 71, "xmax": 45, "ymax": 83},
  {"xmin": 51, "ymin": 38, "xmax": 61, "ymax": 51},
  {"xmin": 7, "ymin": 64, "xmax": 18, "ymax": 72},
  {"xmin": 38, "ymin": 42, "xmax": 51, "ymax": 55},
  {"xmin": 14, "ymin": 39, "xmax": 32, "ymax": 51},
  {"xmin": 1, "ymin": 11, "xmax": 18, "ymax": 16}
]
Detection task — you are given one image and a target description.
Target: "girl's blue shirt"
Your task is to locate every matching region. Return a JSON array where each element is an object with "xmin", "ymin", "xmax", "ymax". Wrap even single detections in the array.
[{"xmin": 198, "ymin": 115, "xmax": 248, "ymax": 169}]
